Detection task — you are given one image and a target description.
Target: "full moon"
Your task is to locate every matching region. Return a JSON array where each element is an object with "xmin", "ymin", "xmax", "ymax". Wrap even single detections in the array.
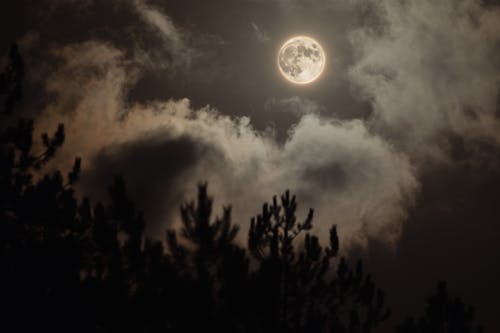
[{"xmin": 278, "ymin": 36, "xmax": 326, "ymax": 85}]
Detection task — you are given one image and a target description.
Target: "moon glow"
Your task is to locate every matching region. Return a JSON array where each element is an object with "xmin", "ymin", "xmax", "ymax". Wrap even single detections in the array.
[{"xmin": 278, "ymin": 36, "xmax": 326, "ymax": 85}]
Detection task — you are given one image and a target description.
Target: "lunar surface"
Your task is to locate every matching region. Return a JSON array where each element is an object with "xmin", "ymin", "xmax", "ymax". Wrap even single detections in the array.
[{"xmin": 278, "ymin": 36, "xmax": 326, "ymax": 84}]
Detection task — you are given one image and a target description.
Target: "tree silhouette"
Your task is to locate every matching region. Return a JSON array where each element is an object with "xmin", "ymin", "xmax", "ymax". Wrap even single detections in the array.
[
  {"xmin": 0, "ymin": 43, "xmax": 151, "ymax": 332},
  {"xmin": 248, "ymin": 191, "xmax": 390, "ymax": 333},
  {"xmin": 164, "ymin": 183, "xmax": 250, "ymax": 332},
  {"xmin": 0, "ymin": 44, "xmax": 485, "ymax": 333},
  {"xmin": 0, "ymin": 44, "xmax": 82, "ymax": 332},
  {"xmin": 396, "ymin": 281, "xmax": 484, "ymax": 333},
  {"xmin": 0, "ymin": 43, "xmax": 24, "ymax": 114}
]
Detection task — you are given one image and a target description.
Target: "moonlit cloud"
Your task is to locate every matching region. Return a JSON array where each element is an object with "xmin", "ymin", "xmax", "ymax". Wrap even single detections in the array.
[
  {"xmin": 251, "ymin": 22, "xmax": 271, "ymax": 43},
  {"xmin": 21, "ymin": 0, "xmax": 500, "ymax": 251},
  {"xmin": 349, "ymin": 0, "xmax": 500, "ymax": 159},
  {"xmin": 131, "ymin": 0, "xmax": 199, "ymax": 69},
  {"xmin": 33, "ymin": 41, "xmax": 418, "ymax": 248},
  {"xmin": 133, "ymin": 1, "xmax": 183, "ymax": 51},
  {"xmin": 264, "ymin": 96, "xmax": 323, "ymax": 116}
]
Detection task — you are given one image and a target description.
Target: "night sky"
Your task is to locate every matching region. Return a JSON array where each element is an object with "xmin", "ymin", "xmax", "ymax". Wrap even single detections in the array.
[{"xmin": 2, "ymin": 0, "xmax": 500, "ymax": 331}]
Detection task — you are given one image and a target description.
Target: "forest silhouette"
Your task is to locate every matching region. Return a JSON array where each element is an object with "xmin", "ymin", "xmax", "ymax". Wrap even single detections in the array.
[{"xmin": 0, "ymin": 44, "xmax": 484, "ymax": 333}]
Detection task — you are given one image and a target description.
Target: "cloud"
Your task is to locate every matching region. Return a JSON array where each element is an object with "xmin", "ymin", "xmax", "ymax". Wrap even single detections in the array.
[
  {"xmin": 33, "ymin": 40, "xmax": 418, "ymax": 248},
  {"xmin": 349, "ymin": 0, "xmax": 500, "ymax": 159},
  {"xmin": 26, "ymin": 0, "xmax": 500, "ymax": 251},
  {"xmin": 250, "ymin": 22, "xmax": 270, "ymax": 43},
  {"xmin": 85, "ymin": 134, "xmax": 217, "ymax": 234},
  {"xmin": 131, "ymin": 0, "xmax": 198, "ymax": 69},
  {"xmin": 264, "ymin": 96, "xmax": 324, "ymax": 116},
  {"xmin": 133, "ymin": 1, "xmax": 184, "ymax": 52},
  {"xmin": 16, "ymin": 1, "xmax": 500, "ymax": 328}
]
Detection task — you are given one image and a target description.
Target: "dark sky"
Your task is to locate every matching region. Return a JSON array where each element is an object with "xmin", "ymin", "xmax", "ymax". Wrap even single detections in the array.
[{"xmin": 2, "ymin": 0, "xmax": 500, "ymax": 331}]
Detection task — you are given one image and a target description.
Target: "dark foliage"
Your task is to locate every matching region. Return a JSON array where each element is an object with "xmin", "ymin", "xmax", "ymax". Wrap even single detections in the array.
[
  {"xmin": 0, "ymin": 44, "xmax": 484, "ymax": 333},
  {"xmin": 396, "ymin": 281, "xmax": 484, "ymax": 333},
  {"xmin": 0, "ymin": 43, "xmax": 24, "ymax": 114},
  {"xmin": 248, "ymin": 192, "xmax": 390, "ymax": 333}
]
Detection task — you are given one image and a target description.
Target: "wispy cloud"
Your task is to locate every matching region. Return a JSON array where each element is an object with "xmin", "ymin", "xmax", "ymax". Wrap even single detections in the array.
[
  {"xmin": 349, "ymin": 0, "xmax": 500, "ymax": 160},
  {"xmin": 132, "ymin": 0, "xmax": 198, "ymax": 68},
  {"xmin": 251, "ymin": 22, "xmax": 270, "ymax": 43},
  {"xmin": 264, "ymin": 96, "xmax": 323, "ymax": 116}
]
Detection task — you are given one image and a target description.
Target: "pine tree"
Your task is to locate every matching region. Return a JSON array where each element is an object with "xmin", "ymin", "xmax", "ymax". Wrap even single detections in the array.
[
  {"xmin": 396, "ymin": 281, "xmax": 484, "ymax": 333},
  {"xmin": 248, "ymin": 190, "xmax": 390, "ymax": 333},
  {"xmin": 0, "ymin": 43, "xmax": 483, "ymax": 333}
]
